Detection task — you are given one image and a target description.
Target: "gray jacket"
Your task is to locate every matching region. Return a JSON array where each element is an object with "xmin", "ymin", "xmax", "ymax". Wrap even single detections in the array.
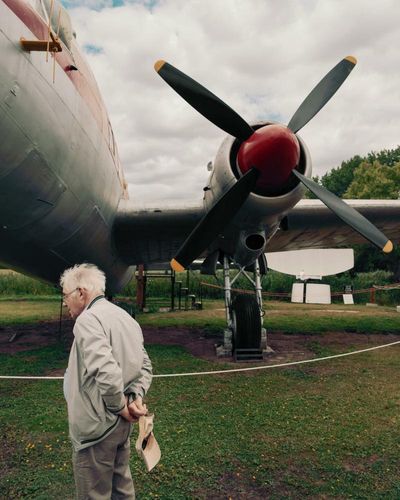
[{"xmin": 64, "ymin": 296, "xmax": 152, "ymax": 451}]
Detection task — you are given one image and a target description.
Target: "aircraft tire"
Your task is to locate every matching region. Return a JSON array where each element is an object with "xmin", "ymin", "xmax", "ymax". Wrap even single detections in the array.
[{"xmin": 231, "ymin": 294, "xmax": 261, "ymax": 349}]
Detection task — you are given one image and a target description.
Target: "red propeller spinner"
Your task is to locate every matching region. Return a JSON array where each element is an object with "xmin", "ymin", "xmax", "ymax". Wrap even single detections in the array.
[{"xmin": 237, "ymin": 124, "xmax": 300, "ymax": 194}]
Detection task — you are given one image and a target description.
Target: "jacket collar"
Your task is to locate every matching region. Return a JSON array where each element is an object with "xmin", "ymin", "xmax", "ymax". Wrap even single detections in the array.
[{"xmin": 87, "ymin": 295, "xmax": 105, "ymax": 310}]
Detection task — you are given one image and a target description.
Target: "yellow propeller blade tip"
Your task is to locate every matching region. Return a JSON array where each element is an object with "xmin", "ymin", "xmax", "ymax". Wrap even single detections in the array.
[
  {"xmin": 345, "ymin": 55, "xmax": 357, "ymax": 65},
  {"xmin": 154, "ymin": 60, "xmax": 166, "ymax": 72},
  {"xmin": 383, "ymin": 240, "xmax": 393, "ymax": 254},
  {"xmin": 171, "ymin": 259, "xmax": 185, "ymax": 272}
]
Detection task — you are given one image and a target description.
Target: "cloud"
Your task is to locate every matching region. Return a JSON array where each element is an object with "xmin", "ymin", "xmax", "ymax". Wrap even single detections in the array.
[{"xmin": 64, "ymin": 0, "xmax": 400, "ymax": 203}]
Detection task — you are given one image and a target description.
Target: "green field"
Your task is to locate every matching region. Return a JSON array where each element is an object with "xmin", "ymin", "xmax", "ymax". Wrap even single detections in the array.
[
  {"xmin": 1, "ymin": 267, "xmax": 400, "ymax": 306},
  {"xmin": 1, "ymin": 298, "xmax": 400, "ymax": 333},
  {"xmin": 1, "ymin": 300, "xmax": 400, "ymax": 498}
]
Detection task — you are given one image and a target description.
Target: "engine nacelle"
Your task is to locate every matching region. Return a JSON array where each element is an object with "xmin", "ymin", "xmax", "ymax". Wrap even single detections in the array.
[{"xmin": 202, "ymin": 122, "xmax": 312, "ymax": 266}]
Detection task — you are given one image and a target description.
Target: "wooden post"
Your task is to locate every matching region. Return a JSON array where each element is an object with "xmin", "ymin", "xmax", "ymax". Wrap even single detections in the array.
[
  {"xmin": 136, "ymin": 265, "xmax": 146, "ymax": 311},
  {"xmin": 370, "ymin": 287, "xmax": 375, "ymax": 304},
  {"xmin": 185, "ymin": 270, "xmax": 190, "ymax": 311},
  {"xmin": 170, "ymin": 270, "xmax": 175, "ymax": 311}
]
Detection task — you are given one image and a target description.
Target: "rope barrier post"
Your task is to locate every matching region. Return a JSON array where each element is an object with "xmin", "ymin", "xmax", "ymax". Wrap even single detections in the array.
[{"xmin": 170, "ymin": 270, "xmax": 175, "ymax": 311}]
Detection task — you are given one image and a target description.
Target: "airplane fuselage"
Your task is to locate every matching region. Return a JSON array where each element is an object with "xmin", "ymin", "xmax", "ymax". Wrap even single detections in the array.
[{"xmin": 0, "ymin": 0, "xmax": 133, "ymax": 292}]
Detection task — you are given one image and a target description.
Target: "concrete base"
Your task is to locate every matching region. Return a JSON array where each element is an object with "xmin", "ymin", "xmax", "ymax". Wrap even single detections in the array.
[
  {"xmin": 263, "ymin": 345, "xmax": 275, "ymax": 356},
  {"xmin": 216, "ymin": 344, "xmax": 232, "ymax": 358},
  {"xmin": 261, "ymin": 327, "xmax": 274, "ymax": 355},
  {"xmin": 396, "ymin": 306, "xmax": 400, "ymax": 313},
  {"xmin": 216, "ymin": 327, "xmax": 274, "ymax": 358},
  {"xmin": 216, "ymin": 329, "xmax": 233, "ymax": 357},
  {"xmin": 366, "ymin": 303, "xmax": 378, "ymax": 307},
  {"xmin": 261, "ymin": 327, "xmax": 267, "ymax": 351}
]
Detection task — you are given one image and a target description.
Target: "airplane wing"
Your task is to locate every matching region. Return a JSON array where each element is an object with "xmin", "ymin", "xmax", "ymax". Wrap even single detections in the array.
[
  {"xmin": 268, "ymin": 199, "xmax": 400, "ymax": 251},
  {"xmin": 113, "ymin": 198, "xmax": 400, "ymax": 270},
  {"xmin": 113, "ymin": 200, "xmax": 204, "ymax": 268}
]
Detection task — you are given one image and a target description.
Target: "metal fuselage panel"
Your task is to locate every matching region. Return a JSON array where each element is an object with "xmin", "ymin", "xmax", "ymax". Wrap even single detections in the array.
[{"xmin": 0, "ymin": 0, "xmax": 133, "ymax": 293}]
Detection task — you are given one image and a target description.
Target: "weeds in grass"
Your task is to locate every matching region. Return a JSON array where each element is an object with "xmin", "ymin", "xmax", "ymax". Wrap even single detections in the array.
[{"xmin": 1, "ymin": 345, "xmax": 400, "ymax": 498}]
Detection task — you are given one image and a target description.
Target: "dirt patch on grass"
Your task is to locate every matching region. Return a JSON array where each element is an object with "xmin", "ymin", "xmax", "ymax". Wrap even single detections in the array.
[
  {"xmin": 343, "ymin": 453, "xmax": 382, "ymax": 474},
  {"xmin": 1, "ymin": 320, "xmax": 399, "ymax": 367},
  {"xmin": 196, "ymin": 470, "xmax": 273, "ymax": 499},
  {"xmin": 0, "ymin": 320, "xmax": 74, "ymax": 354}
]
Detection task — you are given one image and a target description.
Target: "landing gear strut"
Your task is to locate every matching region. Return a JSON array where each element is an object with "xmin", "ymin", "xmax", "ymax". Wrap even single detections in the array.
[{"xmin": 217, "ymin": 255, "xmax": 268, "ymax": 360}]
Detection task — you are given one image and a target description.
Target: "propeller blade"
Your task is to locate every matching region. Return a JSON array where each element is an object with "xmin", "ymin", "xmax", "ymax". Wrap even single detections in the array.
[
  {"xmin": 287, "ymin": 56, "xmax": 357, "ymax": 133},
  {"xmin": 155, "ymin": 60, "xmax": 254, "ymax": 141},
  {"xmin": 292, "ymin": 170, "xmax": 393, "ymax": 253},
  {"xmin": 171, "ymin": 168, "xmax": 260, "ymax": 272}
]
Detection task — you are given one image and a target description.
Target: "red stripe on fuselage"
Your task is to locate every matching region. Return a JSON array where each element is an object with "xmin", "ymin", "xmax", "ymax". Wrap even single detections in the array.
[
  {"xmin": 2, "ymin": 0, "xmax": 128, "ymax": 195},
  {"xmin": 3, "ymin": 0, "xmax": 107, "ymax": 144}
]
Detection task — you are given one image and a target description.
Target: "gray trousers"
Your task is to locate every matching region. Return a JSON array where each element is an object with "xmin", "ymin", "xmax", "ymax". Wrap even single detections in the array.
[{"xmin": 72, "ymin": 418, "xmax": 135, "ymax": 500}]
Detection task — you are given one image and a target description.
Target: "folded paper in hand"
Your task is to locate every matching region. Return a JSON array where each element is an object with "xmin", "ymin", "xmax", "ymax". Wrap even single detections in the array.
[{"xmin": 135, "ymin": 413, "xmax": 161, "ymax": 472}]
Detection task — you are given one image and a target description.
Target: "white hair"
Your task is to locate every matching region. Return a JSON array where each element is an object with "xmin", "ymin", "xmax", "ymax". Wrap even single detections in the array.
[{"xmin": 60, "ymin": 263, "xmax": 106, "ymax": 294}]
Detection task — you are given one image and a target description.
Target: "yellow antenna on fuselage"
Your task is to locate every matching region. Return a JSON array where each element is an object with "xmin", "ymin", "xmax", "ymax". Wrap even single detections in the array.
[
  {"xmin": 52, "ymin": 7, "xmax": 62, "ymax": 83},
  {"xmin": 46, "ymin": 0, "xmax": 54, "ymax": 63}
]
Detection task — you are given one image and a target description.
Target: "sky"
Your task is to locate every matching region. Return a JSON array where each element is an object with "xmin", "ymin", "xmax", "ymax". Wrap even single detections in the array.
[{"xmin": 61, "ymin": 0, "xmax": 400, "ymax": 206}]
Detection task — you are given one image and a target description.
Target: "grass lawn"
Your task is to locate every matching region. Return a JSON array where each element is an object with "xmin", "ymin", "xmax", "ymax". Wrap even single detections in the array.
[
  {"xmin": 1, "ymin": 298, "xmax": 400, "ymax": 333},
  {"xmin": 1, "ymin": 300, "xmax": 400, "ymax": 498},
  {"xmin": 138, "ymin": 300, "xmax": 400, "ymax": 334},
  {"xmin": 0, "ymin": 297, "xmax": 61, "ymax": 325}
]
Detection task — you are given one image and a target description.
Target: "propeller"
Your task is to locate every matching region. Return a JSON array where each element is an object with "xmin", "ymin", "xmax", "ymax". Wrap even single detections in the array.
[
  {"xmin": 292, "ymin": 170, "xmax": 393, "ymax": 253},
  {"xmin": 155, "ymin": 60, "xmax": 254, "ymax": 141},
  {"xmin": 287, "ymin": 56, "xmax": 357, "ymax": 133},
  {"xmin": 171, "ymin": 168, "xmax": 259, "ymax": 272},
  {"xmin": 155, "ymin": 56, "xmax": 393, "ymax": 271}
]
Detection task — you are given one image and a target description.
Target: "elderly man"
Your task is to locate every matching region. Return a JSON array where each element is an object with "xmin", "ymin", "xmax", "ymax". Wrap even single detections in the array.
[{"xmin": 61, "ymin": 263, "xmax": 152, "ymax": 500}]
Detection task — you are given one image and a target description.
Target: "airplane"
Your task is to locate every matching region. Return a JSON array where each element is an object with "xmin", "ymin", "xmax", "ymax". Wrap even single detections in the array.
[{"xmin": 1, "ymin": 0, "xmax": 400, "ymax": 356}]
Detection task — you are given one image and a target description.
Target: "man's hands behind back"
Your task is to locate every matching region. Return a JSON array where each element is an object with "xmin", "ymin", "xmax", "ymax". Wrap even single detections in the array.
[
  {"xmin": 119, "ymin": 396, "xmax": 147, "ymax": 423},
  {"xmin": 128, "ymin": 396, "xmax": 147, "ymax": 420}
]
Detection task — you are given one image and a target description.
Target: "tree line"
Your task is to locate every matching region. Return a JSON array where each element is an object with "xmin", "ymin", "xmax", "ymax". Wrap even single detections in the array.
[{"xmin": 306, "ymin": 145, "xmax": 400, "ymax": 277}]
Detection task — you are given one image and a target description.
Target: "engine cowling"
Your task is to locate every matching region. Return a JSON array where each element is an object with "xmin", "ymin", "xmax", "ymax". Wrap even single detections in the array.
[{"xmin": 202, "ymin": 123, "xmax": 312, "ymax": 266}]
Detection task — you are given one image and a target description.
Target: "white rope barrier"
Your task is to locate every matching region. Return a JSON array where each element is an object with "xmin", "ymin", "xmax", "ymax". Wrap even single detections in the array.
[{"xmin": 1, "ymin": 339, "xmax": 400, "ymax": 380}]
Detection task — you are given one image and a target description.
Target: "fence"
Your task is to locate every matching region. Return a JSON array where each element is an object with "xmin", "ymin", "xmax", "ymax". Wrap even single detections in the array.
[{"xmin": 200, "ymin": 281, "xmax": 400, "ymax": 305}]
